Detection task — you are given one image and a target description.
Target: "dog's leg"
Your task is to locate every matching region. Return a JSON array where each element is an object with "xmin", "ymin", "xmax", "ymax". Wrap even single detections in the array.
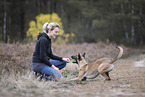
[
  {"xmin": 71, "ymin": 65, "xmax": 87, "ymax": 81},
  {"xmin": 105, "ymin": 72, "xmax": 109, "ymax": 77},
  {"xmin": 86, "ymin": 72, "xmax": 100, "ymax": 79},
  {"xmin": 105, "ymin": 72, "xmax": 111, "ymax": 80},
  {"xmin": 99, "ymin": 69, "xmax": 110, "ymax": 80},
  {"xmin": 81, "ymin": 72, "xmax": 100, "ymax": 81},
  {"xmin": 100, "ymin": 72, "xmax": 110, "ymax": 81},
  {"xmin": 71, "ymin": 70, "xmax": 86, "ymax": 81}
]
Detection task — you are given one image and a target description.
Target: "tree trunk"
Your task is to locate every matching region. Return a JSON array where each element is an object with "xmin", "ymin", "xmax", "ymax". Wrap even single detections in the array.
[
  {"xmin": 21, "ymin": 9, "xmax": 25, "ymax": 41},
  {"xmin": 20, "ymin": 1, "xmax": 25, "ymax": 41},
  {"xmin": 131, "ymin": 0, "xmax": 135, "ymax": 44},
  {"xmin": 3, "ymin": 0, "xmax": 7, "ymax": 43},
  {"xmin": 121, "ymin": 2, "xmax": 129, "ymax": 43}
]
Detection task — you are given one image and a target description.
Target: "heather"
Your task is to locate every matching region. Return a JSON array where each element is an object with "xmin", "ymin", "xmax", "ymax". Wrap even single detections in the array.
[{"xmin": 0, "ymin": 42, "xmax": 145, "ymax": 97}]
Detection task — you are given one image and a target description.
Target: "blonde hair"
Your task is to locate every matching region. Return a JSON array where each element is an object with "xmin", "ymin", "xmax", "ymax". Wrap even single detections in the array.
[{"xmin": 43, "ymin": 22, "xmax": 60, "ymax": 32}]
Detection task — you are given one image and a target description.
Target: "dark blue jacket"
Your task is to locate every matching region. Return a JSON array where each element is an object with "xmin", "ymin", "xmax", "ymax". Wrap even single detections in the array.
[{"xmin": 32, "ymin": 32, "xmax": 62, "ymax": 72}]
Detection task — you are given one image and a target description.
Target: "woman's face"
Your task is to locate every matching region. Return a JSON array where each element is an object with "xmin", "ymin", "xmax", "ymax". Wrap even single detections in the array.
[{"xmin": 49, "ymin": 27, "xmax": 59, "ymax": 39}]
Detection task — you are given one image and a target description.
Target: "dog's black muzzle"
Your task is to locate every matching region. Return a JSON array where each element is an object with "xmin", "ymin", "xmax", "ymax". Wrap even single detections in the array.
[{"xmin": 71, "ymin": 55, "xmax": 78, "ymax": 64}]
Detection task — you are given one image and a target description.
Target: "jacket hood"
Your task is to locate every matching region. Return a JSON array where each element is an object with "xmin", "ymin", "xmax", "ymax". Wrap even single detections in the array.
[{"xmin": 37, "ymin": 32, "xmax": 50, "ymax": 40}]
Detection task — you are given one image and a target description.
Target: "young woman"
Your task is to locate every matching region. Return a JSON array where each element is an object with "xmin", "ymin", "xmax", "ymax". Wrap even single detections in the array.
[{"xmin": 32, "ymin": 22, "xmax": 70, "ymax": 80}]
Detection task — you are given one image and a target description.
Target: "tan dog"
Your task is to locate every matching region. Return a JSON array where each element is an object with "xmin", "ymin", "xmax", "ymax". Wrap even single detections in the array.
[{"xmin": 71, "ymin": 46, "xmax": 123, "ymax": 81}]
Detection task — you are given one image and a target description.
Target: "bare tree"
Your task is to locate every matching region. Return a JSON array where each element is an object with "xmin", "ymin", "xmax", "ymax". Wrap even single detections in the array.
[
  {"xmin": 3, "ymin": 0, "xmax": 7, "ymax": 43},
  {"xmin": 131, "ymin": 0, "xmax": 135, "ymax": 43},
  {"xmin": 121, "ymin": 2, "xmax": 129, "ymax": 43}
]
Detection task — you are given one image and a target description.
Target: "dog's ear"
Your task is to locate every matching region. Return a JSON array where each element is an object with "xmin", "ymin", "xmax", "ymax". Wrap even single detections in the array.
[
  {"xmin": 78, "ymin": 53, "xmax": 82, "ymax": 61},
  {"xmin": 82, "ymin": 53, "xmax": 86, "ymax": 58}
]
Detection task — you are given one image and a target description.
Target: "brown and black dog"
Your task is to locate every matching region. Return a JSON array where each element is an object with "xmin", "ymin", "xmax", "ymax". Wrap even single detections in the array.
[{"xmin": 71, "ymin": 46, "xmax": 123, "ymax": 81}]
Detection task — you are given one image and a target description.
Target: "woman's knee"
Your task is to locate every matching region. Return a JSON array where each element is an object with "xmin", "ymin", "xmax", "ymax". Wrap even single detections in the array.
[
  {"xmin": 59, "ymin": 61, "xmax": 67, "ymax": 69},
  {"xmin": 62, "ymin": 61, "xmax": 67, "ymax": 66},
  {"xmin": 40, "ymin": 66, "xmax": 62, "ymax": 80}
]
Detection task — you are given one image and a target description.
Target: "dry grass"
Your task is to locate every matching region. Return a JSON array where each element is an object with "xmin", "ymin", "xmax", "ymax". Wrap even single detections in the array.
[{"xmin": 0, "ymin": 42, "xmax": 145, "ymax": 97}]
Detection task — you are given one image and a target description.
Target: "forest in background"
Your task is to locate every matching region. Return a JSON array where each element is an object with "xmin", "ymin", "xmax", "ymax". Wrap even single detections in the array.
[{"xmin": 0, "ymin": 0, "xmax": 145, "ymax": 46}]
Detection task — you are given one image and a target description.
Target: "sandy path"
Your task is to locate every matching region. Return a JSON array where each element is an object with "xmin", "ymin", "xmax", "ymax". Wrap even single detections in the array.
[{"xmin": 62, "ymin": 56, "xmax": 145, "ymax": 97}]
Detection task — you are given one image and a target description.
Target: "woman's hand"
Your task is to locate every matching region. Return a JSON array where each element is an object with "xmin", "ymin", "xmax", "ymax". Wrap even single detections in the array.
[
  {"xmin": 62, "ymin": 58, "xmax": 70, "ymax": 63},
  {"xmin": 51, "ymin": 65, "xmax": 60, "ymax": 72}
]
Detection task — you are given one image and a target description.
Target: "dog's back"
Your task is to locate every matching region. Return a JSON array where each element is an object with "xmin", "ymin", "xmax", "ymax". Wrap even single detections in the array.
[{"xmin": 85, "ymin": 58, "xmax": 111, "ymax": 75}]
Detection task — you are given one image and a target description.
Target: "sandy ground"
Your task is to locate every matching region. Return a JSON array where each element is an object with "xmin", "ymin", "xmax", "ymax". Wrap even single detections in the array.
[
  {"xmin": 0, "ymin": 55, "xmax": 145, "ymax": 97},
  {"xmin": 71, "ymin": 57, "xmax": 145, "ymax": 97},
  {"xmin": 52, "ymin": 55, "xmax": 145, "ymax": 97}
]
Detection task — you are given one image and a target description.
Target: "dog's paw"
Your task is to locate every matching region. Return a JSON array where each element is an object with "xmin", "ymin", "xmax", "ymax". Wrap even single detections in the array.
[
  {"xmin": 81, "ymin": 77, "xmax": 87, "ymax": 81},
  {"xmin": 104, "ymin": 78, "xmax": 111, "ymax": 81},
  {"xmin": 71, "ymin": 78, "xmax": 82, "ymax": 81},
  {"xmin": 71, "ymin": 78, "xmax": 78, "ymax": 80}
]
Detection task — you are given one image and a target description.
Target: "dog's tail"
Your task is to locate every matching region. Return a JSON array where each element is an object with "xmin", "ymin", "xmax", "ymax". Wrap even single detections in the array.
[{"xmin": 110, "ymin": 46, "xmax": 123, "ymax": 64}]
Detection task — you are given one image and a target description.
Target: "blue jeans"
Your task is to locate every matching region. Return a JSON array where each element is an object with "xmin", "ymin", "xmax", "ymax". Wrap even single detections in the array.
[{"xmin": 39, "ymin": 60, "xmax": 67, "ymax": 80}]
